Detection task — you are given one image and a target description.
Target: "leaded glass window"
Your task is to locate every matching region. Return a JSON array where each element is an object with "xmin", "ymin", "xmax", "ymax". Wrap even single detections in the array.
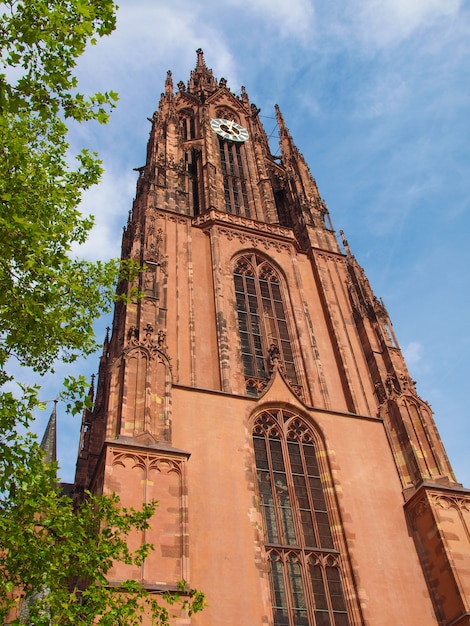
[
  {"xmin": 253, "ymin": 410, "xmax": 350, "ymax": 626},
  {"xmin": 233, "ymin": 254, "xmax": 299, "ymax": 395}
]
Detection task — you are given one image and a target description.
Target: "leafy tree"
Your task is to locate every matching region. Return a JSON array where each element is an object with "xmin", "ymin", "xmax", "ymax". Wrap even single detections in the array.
[
  {"xmin": 0, "ymin": 0, "xmax": 120, "ymax": 369},
  {"xmin": 0, "ymin": 1, "xmax": 205, "ymax": 623},
  {"xmin": 0, "ymin": 415, "xmax": 204, "ymax": 625}
]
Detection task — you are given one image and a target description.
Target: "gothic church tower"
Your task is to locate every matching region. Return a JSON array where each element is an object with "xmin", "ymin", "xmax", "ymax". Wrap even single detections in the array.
[{"xmin": 75, "ymin": 50, "xmax": 470, "ymax": 625}]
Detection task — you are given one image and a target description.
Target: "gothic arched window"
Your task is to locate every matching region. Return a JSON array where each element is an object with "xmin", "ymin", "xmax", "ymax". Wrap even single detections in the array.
[
  {"xmin": 181, "ymin": 111, "xmax": 195, "ymax": 140},
  {"xmin": 253, "ymin": 410, "xmax": 350, "ymax": 626},
  {"xmin": 219, "ymin": 137, "xmax": 250, "ymax": 217},
  {"xmin": 234, "ymin": 254, "xmax": 298, "ymax": 395}
]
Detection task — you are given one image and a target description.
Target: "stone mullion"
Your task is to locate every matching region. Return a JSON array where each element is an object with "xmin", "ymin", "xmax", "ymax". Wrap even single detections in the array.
[
  {"xmin": 279, "ymin": 423, "xmax": 303, "ymax": 550},
  {"xmin": 295, "ymin": 546, "xmax": 316, "ymax": 626},
  {"xmin": 242, "ymin": 270, "xmax": 259, "ymax": 379},
  {"xmin": 299, "ymin": 438, "xmax": 321, "ymax": 551},
  {"xmin": 253, "ymin": 262, "xmax": 270, "ymax": 377},
  {"xmin": 265, "ymin": 431, "xmax": 285, "ymax": 547}
]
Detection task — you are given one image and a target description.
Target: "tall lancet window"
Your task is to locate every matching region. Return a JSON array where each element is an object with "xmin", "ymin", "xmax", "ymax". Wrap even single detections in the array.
[
  {"xmin": 233, "ymin": 254, "xmax": 299, "ymax": 396},
  {"xmin": 253, "ymin": 410, "xmax": 350, "ymax": 626},
  {"xmin": 219, "ymin": 137, "xmax": 250, "ymax": 217}
]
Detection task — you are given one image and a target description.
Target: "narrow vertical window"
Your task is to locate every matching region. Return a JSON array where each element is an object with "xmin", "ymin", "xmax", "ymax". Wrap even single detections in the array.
[
  {"xmin": 186, "ymin": 148, "xmax": 202, "ymax": 215},
  {"xmin": 253, "ymin": 410, "xmax": 350, "ymax": 626},
  {"xmin": 219, "ymin": 137, "xmax": 250, "ymax": 217},
  {"xmin": 234, "ymin": 254, "xmax": 300, "ymax": 396}
]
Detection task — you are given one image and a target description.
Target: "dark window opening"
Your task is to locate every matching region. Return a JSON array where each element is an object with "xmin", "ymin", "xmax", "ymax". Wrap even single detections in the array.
[
  {"xmin": 186, "ymin": 148, "xmax": 202, "ymax": 215},
  {"xmin": 182, "ymin": 116, "xmax": 196, "ymax": 140},
  {"xmin": 275, "ymin": 189, "xmax": 292, "ymax": 227}
]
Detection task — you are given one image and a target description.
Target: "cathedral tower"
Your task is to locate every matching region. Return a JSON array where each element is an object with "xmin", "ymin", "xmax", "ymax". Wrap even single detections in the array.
[{"xmin": 75, "ymin": 50, "xmax": 470, "ymax": 625}]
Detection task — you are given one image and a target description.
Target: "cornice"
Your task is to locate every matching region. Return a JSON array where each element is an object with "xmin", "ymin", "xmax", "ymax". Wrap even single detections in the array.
[
  {"xmin": 192, "ymin": 208, "xmax": 296, "ymax": 243},
  {"xmin": 404, "ymin": 479, "xmax": 470, "ymax": 510},
  {"xmin": 104, "ymin": 436, "xmax": 190, "ymax": 458}
]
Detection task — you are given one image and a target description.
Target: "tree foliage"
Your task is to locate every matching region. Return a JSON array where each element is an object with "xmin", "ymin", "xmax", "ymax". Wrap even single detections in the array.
[
  {"xmin": 0, "ymin": 0, "xmax": 120, "ymax": 370},
  {"xmin": 0, "ymin": 434, "xmax": 204, "ymax": 625},
  {"xmin": 0, "ymin": 1, "xmax": 204, "ymax": 623}
]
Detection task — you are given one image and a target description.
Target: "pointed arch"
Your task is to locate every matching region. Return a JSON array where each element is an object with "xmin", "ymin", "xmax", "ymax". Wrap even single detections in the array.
[
  {"xmin": 252, "ymin": 408, "xmax": 351, "ymax": 626},
  {"xmin": 180, "ymin": 108, "xmax": 196, "ymax": 140},
  {"xmin": 112, "ymin": 345, "xmax": 172, "ymax": 442},
  {"xmin": 233, "ymin": 253, "xmax": 301, "ymax": 396},
  {"xmin": 214, "ymin": 106, "xmax": 241, "ymax": 124}
]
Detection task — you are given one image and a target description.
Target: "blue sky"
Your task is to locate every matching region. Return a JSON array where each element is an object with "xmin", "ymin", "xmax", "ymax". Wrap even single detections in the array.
[{"xmin": 29, "ymin": 0, "xmax": 469, "ymax": 486}]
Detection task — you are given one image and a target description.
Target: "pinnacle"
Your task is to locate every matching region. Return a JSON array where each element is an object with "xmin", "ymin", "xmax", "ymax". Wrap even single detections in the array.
[
  {"xmin": 165, "ymin": 70, "xmax": 173, "ymax": 95},
  {"xmin": 196, "ymin": 48, "xmax": 206, "ymax": 68}
]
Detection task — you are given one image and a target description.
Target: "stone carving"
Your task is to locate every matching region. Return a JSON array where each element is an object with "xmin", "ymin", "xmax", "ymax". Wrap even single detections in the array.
[
  {"xmin": 127, "ymin": 325, "xmax": 139, "ymax": 344},
  {"xmin": 431, "ymin": 493, "xmax": 470, "ymax": 511},
  {"xmin": 399, "ymin": 373, "xmax": 417, "ymax": 395},
  {"xmin": 144, "ymin": 226, "xmax": 168, "ymax": 296},
  {"xmin": 157, "ymin": 329, "xmax": 167, "ymax": 351},
  {"xmin": 125, "ymin": 320, "xmax": 169, "ymax": 359},
  {"xmin": 253, "ymin": 411, "xmax": 280, "ymax": 438},
  {"xmin": 268, "ymin": 343, "xmax": 281, "ymax": 371},
  {"xmin": 347, "ymin": 278, "xmax": 366, "ymax": 318},
  {"xmin": 192, "ymin": 208, "xmax": 295, "ymax": 241},
  {"xmin": 374, "ymin": 381, "xmax": 387, "ymax": 404},
  {"xmin": 385, "ymin": 373, "xmax": 400, "ymax": 397},
  {"xmin": 287, "ymin": 418, "xmax": 314, "ymax": 444},
  {"xmin": 111, "ymin": 449, "xmax": 183, "ymax": 477},
  {"xmin": 217, "ymin": 228, "xmax": 291, "ymax": 253}
]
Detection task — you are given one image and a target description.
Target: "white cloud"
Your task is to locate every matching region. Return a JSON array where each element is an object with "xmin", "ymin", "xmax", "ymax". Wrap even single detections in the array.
[
  {"xmin": 403, "ymin": 341, "xmax": 423, "ymax": 365},
  {"xmin": 354, "ymin": 73, "xmax": 408, "ymax": 118},
  {"xmin": 75, "ymin": 3, "xmax": 240, "ymax": 93},
  {"xmin": 70, "ymin": 167, "xmax": 136, "ymax": 262},
  {"xmin": 228, "ymin": 0, "xmax": 315, "ymax": 40},
  {"xmin": 349, "ymin": 0, "xmax": 462, "ymax": 47}
]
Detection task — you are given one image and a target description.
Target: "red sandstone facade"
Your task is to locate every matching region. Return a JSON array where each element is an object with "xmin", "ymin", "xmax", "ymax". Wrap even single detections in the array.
[{"xmin": 74, "ymin": 50, "xmax": 470, "ymax": 625}]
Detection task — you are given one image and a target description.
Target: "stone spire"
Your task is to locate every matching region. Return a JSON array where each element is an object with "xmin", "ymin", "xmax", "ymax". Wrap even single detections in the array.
[
  {"xmin": 275, "ymin": 104, "xmax": 290, "ymax": 143},
  {"xmin": 165, "ymin": 69, "xmax": 173, "ymax": 96},
  {"xmin": 40, "ymin": 400, "xmax": 57, "ymax": 465},
  {"xmin": 275, "ymin": 104, "xmax": 334, "ymax": 249},
  {"xmin": 187, "ymin": 48, "xmax": 217, "ymax": 96}
]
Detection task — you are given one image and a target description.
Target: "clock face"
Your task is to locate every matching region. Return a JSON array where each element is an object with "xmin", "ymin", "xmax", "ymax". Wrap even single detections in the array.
[{"xmin": 211, "ymin": 118, "xmax": 249, "ymax": 142}]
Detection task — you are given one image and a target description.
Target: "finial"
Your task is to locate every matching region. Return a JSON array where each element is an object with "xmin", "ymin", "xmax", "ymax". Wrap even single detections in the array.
[
  {"xmin": 196, "ymin": 48, "xmax": 206, "ymax": 68},
  {"xmin": 89, "ymin": 373, "xmax": 96, "ymax": 399},
  {"xmin": 340, "ymin": 230, "xmax": 352, "ymax": 256},
  {"xmin": 104, "ymin": 326, "xmax": 110, "ymax": 345},
  {"xmin": 165, "ymin": 70, "xmax": 174, "ymax": 96},
  {"xmin": 275, "ymin": 103, "xmax": 285, "ymax": 128}
]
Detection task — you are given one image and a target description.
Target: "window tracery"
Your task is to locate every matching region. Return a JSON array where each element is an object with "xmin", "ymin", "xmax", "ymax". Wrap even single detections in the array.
[
  {"xmin": 233, "ymin": 254, "xmax": 299, "ymax": 396},
  {"xmin": 219, "ymin": 137, "xmax": 250, "ymax": 217},
  {"xmin": 215, "ymin": 107, "xmax": 239, "ymax": 123},
  {"xmin": 180, "ymin": 109, "xmax": 196, "ymax": 140},
  {"xmin": 253, "ymin": 409, "xmax": 350, "ymax": 626}
]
